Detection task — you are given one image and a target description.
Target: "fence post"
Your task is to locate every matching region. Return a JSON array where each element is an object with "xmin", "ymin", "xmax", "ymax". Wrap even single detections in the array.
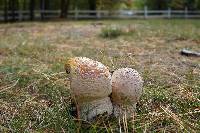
[
  {"xmin": 185, "ymin": 7, "xmax": 188, "ymax": 19},
  {"xmin": 97, "ymin": 10, "xmax": 101, "ymax": 19},
  {"xmin": 168, "ymin": 7, "xmax": 171, "ymax": 19},
  {"xmin": 75, "ymin": 7, "xmax": 79, "ymax": 20},
  {"xmin": 18, "ymin": 10, "xmax": 22, "ymax": 21},
  {"xmin": 144, "ymin": 6, "xmax": 148, "ymax": 19}
]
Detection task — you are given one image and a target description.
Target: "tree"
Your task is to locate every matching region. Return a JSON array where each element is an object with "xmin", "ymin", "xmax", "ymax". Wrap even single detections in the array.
[
  {"xmin": 197, "ymin": 0, "xmax": 200, "ymax": 9},
  {"xmin": 40, "ymin": 0, "xmax": 44, "ymax": 19},
  {"xmin": 89, "ymin": 0, "xmax": 96, "ymax": 10},
  {"xmin": 29, "ymin": 0, "xmax": 35, "ymax": 20},
  {"xmin": 88, "ymin": 0, "xmax": 96, "ymax": 15},
  {"xmin": 4, "ymin": 0, "xmax": 8, "ymax": 22},
  {"xmin": 8, "ymin": 0, "xmax": 18, "ymax": 21},
  {"xmin": 185, "ymin": 0, "xmax": 198, "ymax": 10},
  {"xmin": 40, "ymin": 0, "xmax": 49, "ymax": 20},
  {"xmin": 60, "ymin": 0, "xmax": 70, "ymax": 18},
  {"xmin": 143, "ymin": 0, "xmax": 170, "ymax": 10},
  {"xmin": 170, "ymin": 0, "xmax": 185, "ymax": 10}
]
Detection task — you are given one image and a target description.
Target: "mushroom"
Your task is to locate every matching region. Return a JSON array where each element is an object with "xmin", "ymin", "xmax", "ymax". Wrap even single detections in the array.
[
  {"xmin": 65, "ymin": 57, "xmax": 113, "ymax": 121},
  {"xmin": 111, "ymin": 68, "xmax": 143, "ymax": 118}
]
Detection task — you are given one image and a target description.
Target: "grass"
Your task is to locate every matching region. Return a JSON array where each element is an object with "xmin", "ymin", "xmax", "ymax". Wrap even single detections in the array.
[{"xmin": 0, "ymin": 19, "xmax": 200, "ymax": 132}]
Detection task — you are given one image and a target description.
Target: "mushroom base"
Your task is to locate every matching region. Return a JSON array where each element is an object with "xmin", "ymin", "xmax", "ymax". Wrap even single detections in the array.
[
  {"xmin": 79, "ymin": 97, "xmax": 113, "ymax": 121},
  {"xmin": 113, "ymin": 103, "xmax": 136, "ymax": 119}
]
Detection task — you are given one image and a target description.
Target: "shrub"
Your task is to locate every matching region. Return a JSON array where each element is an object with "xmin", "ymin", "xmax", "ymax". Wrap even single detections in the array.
[{"xmin": 100, "ymin": 26, "xmax": 123, "ymax": 38}]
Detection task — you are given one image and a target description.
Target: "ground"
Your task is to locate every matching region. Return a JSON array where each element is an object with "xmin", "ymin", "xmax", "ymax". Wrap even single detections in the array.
[{"xmin": 0, "ymin": 19, "xmax": 200, "ymax": 132}]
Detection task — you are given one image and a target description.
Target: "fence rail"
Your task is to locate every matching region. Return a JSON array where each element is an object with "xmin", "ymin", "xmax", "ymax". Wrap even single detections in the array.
[{"xmin": 1, "ymin": 8, "xmax": 200, "ymax": 21}]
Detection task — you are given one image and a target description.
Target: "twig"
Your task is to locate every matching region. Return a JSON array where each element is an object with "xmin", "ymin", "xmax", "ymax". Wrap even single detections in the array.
[
  {"xmin": 0, "ymin": 79, "xmax": 19, "ymax": 93},
  {"xmin": 181, "ymin": 49, "xmax": 200, "ymax": 57},
  {"xmin": 132, "ymin": 112, "xmax": 135, "ymax": 133},
  {"xmin": 119, "ymin": 116, "xmax": 122, "ymax": 133},
  {"xmin": 0, "ymin": 125, "xmax": 10, "ymax": 132},
  {"xmin": 103, "ymin": 121, "xmax": 109, "ymax": 133},
  {"xmin": 160, "ymin": 106, "xmax": 186, "ymax": 131}
]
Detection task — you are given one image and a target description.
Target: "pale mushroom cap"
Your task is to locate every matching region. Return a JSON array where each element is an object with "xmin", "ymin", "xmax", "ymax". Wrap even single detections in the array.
[
  {"xmin": 111, "ymin": 68, "xmax": 143, "ymax": 106},
  {"xmin": 65, "ymin": 57, "xmax": 112, "ymax": 104}
]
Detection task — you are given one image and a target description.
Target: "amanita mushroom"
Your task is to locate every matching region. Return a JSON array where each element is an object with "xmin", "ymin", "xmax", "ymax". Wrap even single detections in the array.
[
  {"xmin": 111, "ymin": 68, "xmax": 143, "ymax": 118},
  {"xmin": 65, "ymin": 57, "xmax": 113, "ymax": 121}
]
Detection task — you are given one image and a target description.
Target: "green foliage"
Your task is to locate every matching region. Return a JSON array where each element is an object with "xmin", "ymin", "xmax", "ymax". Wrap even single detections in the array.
[
  {"xmin": 135, "ymin": 0, "xmax": 200, "ymax": 10},
  {"xmin": 100, "ymin": 26, "xmax": 123, "ymax": 38},
  {"xmin": 170, "ymin": 0, "xmax": 185, "ymax": 10},
  {"xmin": 2, "ymin": 0, "xmax": 200, "ymax": 12}
]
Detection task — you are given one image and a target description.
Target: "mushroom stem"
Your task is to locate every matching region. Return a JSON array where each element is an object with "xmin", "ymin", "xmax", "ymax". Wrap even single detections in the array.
[
  {"xmin": 79, "ymin": 97, "xmax": 113, "ymax": 121},
  {"xmin": 113, "ymin": 103, "xmax": 136, "ymax": 118}
]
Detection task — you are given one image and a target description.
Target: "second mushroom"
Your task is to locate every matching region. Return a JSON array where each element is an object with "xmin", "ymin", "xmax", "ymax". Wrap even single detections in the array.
[{"xmin": 111, "ymin": 68, "xmax": 143, "ymax": 118}]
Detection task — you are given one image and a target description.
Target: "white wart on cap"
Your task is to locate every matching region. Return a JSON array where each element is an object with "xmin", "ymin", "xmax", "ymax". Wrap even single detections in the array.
[
  {"xmin": 111, "ymin": 68, "xmax": 143, "ymax": 118},
  {"xmin": 65, "ymin": 57, "xmax": 113, "ymax": 121}
]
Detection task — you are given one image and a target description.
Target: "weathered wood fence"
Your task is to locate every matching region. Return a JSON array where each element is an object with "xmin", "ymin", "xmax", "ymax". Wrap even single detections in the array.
[{"xmin": 1, "ymin": 8, "xmax": 200, "ymax": 22}]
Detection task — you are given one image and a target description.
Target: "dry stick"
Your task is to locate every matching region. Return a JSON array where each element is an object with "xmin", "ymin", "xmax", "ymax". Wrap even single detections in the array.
[
  {"xmin": 181, "ymin": 49, "xmax": 200, "ymax": 57},
  {"xmin": 119, "ymin": 114, "xmax": 122, "ymax": 133},
  {"xmin": 32, "ymin": 69, "xmax": 66, "ymax": 86},
  {"xmin": 51, "ymin": 72, "xmax": 66, "ymax": 76},
  {"xmin": 122, "ymin": 112, "xmax": 126, "ymax": 133},
  {"xmin": 122, "ymin": 110, "xmax": 128, "ymax": 133},
  {"xmin": 73, "ymin": 96, "xmax": 81, "ymax": 133},
  {"xmin": 0, "ymin": 125, "xmax": 10, "ymax": 132},
  {"xmin": 108, "ymin": 121, "xmax": 114, "ymax": 133},
  {"xmin": 109, "ymin": 57, "xmax": 115, "ymax": 71},
  {"xmin": 24, "ymin": 79, "xmax": 42, "ymax": 90},
  {"xmin": 124, "ymin": 110, "xmax": 128, "ymax": 133},
  {"xmin": 103, "ymin": 121, "xmax": 109, "ymax": 133},
  {"xmin": 135, "ymin": 117, "xmax": 162, "ymax": 130},
  {"xmin": 160, "ymin": 106, "xmax": 188, "ymax": 132},
  {"xmin": 61, "ymin": 128, "xmax": 66, "ymax": 133},
  {"xmin": 119, "ymin": 118, "xmax": 122, "ymax": 133},
  {"xmin": 144, "ymin": 124, "xmax": 147, "ymax": 133},
  {"xmin": 0, "ymin": 79, "xmax": 19, "ymax": 92},
  {"xmin": 135, "ymin": 108, "xmax": 187, "ymax": 130},
  {"xmin": 132, "ymin": 112, "xmax": 135, "ymax": 133}
]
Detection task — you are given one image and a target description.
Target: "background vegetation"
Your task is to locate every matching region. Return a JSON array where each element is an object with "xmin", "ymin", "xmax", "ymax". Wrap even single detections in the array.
[{"xmin": 1, "ymin": 0, "xmax": 200, "ymax": 13}]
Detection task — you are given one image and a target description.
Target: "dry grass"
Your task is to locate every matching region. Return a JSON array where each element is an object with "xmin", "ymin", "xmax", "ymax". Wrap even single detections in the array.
[{"xmin": 0, "ymin": 19, "xmax": 200, "ymax": 132}]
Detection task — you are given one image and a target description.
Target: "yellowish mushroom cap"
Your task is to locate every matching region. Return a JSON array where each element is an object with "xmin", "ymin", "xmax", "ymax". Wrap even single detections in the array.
[{"xmin": 65, "ymin": 57, "xmax": 112, "ymax": 103}]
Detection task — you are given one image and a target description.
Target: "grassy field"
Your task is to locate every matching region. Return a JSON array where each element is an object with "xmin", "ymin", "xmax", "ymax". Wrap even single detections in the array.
[{"xmin": 0, "ymin": 19, "xmax": 200, "ymax": 132}]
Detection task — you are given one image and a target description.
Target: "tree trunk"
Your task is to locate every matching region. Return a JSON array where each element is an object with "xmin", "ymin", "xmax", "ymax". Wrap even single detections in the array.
[
  {"xmin": 89, "ymin": 0, "xmax": 96, "ymax": 10},
  {"xmin": 45, "ymin": 0, "xmax": 50, "ymax": 9},
  {"xmin": 60, "ymin": 0, "xmax": 70, "ymax": 18},
  {"xmin": 23, "ymin": 0, "xmax": 26, "ymax": 10},
  {"xmin": 4, "ymin": 0, "xmax": 8, "ymax": 22},
  {"xmin": 88, "ymin": 0, "xmax": 96, "ymax": 16},
  {"xmin": 16, "ymin": 0, "xmax": 19, "ymax": 20},
  {"xmin": 22, "ymin": 0, "xmax": 26, "ymax": 21},
  {"xmin": 30, "ymin": 0, "xmax": 35, "ymax": 20},
  {"xmin": 40, "ymin": 0, "xmax": 45, "ymax": 20},
  {"xmin": 45, "ymin": 0, "xmax": 50, "ymax": 19},
  {"xmin": 156, "ymin": 0, "xmax": 162, "ymax": 10},
  {"xmin": 8, "ymin": 0, "xmax": 16, "ymax": 21}
]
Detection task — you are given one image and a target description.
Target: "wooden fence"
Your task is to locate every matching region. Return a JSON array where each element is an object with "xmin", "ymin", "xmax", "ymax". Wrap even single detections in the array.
[{"xmin": 1, "ymin": 8, "xmax": 200, "ymax": 21}]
